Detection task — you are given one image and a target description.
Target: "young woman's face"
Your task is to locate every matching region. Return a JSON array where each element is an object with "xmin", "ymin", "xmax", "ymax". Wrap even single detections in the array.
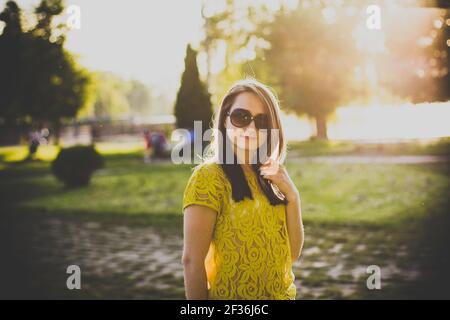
[{"xmin": 224, "ymin": 92, "xmax": 268, "ymax": 153}]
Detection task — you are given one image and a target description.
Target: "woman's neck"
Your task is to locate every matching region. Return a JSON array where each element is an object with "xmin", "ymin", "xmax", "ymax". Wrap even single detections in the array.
[
  {"xmin": 234, "ymin": 145, "xmax": 256, "ymax": 165},
  {"xmin": 235, "ymin": 149, "xmax": 254, "ymax": 174}
]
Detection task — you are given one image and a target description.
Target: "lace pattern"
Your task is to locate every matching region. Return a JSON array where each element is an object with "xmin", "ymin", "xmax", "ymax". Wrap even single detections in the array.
[{"xmin": 183, "ymin": 162, "xmax": 296, "ymax": 300}]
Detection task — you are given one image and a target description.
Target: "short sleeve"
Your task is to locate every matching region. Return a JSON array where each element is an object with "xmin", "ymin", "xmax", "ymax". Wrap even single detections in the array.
[{"xmin": 182, "ymin": 163, "xmax": 224, "ymax": 214}]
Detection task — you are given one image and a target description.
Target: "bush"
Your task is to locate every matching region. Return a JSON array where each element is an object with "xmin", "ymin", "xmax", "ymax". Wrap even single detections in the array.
[{"xmin": 52, "ymin": 145, "xmax": 104, "ymax": 188}]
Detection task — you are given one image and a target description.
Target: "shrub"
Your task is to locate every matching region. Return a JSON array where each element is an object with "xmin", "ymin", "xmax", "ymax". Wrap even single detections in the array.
[{"xmin": 52, "ymin": 145, "xmax": 104, "ymax": 188}]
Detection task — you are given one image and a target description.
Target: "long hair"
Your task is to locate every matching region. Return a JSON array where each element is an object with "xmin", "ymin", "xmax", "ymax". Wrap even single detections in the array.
[{"xmin": 204, "ymin": 78, "xmax": 287, "ymax": 205}]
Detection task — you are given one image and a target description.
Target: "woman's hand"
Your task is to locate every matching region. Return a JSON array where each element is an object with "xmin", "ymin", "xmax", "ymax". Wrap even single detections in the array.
[
  {"xmin": 260, "ymin": 159, "xmax": 304, "ymax": 262},
  {"xmin": 259, "ymin": 159, "xmax": 299, "ymax": 203}
]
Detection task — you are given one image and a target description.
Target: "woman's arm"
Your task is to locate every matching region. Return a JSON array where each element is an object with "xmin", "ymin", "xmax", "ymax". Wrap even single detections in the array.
[
  {"xmin": 285, "ymin": 192, "xmax": 304, "ymax": 262},
  {"xmin": 182, "ymin": 204, "xmax": 217, "ymax": 299},
  {"xmin": 260, "ymin": 161, "xmax": 304, "ymax": 263}
]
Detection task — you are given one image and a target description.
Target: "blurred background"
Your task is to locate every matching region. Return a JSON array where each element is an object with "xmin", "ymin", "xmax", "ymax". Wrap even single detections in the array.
[{"xmin": 0, "ymin": 0, "xmax": 449, "ymax": 299}]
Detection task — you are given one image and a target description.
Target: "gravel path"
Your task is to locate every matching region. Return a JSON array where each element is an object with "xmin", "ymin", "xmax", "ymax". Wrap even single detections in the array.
[{"xmin": 0, "ymin": 215, "xmax": 426, "ymax": 299}]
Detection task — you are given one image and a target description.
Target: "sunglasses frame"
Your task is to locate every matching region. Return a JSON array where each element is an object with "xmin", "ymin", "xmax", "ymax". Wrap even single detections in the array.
[{"xmin": 226, "ymin": 108, "xmax": 269, "ymax": 130}]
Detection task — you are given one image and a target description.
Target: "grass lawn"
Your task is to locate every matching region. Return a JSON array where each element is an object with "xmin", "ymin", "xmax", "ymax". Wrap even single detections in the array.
[
  {"xmin": 288, "ymin": 137, "xmax": 450, "ymax": 157},
  {"xmin": 0, "ymin": 142, "xmax": 448, "ymax": 227}
]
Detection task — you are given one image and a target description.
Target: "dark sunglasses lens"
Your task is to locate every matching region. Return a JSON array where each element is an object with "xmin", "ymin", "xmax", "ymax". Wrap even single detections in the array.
[
  {"xmin": 254, "ymin": 115, "xmax": 269, "ymax": 129},
  {"xmin": 230, "ymin": 109, "xmax": 251, "ymax": 127}
]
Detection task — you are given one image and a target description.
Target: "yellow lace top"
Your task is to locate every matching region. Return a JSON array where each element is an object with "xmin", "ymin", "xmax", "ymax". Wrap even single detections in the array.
[{"xmin": 182, "ymin": 162, "xmax": 296, "ymax": 300}]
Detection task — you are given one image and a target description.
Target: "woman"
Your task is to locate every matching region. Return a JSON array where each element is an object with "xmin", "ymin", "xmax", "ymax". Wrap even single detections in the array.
[{"xmin": 182, "ymin": 78, "xmax": 304, "ymax": 300}]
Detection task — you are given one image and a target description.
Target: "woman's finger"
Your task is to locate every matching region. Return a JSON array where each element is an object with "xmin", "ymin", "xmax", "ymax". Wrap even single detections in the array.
[
  {"xmin": 260, "ymin": 168, "xmax": 277, "ymax": 176},
  {"xmin": 259, "ymin": 165, "xmax": 272, "ymax": 172},
  {"xmin": 259, "ymin": 163, "xmax": 272, "ymax": 169}
]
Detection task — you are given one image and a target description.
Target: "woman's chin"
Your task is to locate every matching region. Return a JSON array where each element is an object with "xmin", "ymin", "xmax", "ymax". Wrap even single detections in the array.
[{"xmin": 235, "ymin": 141, "xmax": 260, "ymax": 152}]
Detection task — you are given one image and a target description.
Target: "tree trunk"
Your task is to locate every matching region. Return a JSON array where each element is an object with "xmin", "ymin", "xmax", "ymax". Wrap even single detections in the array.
[
  {"xmin": 53, "ymin": 120, "xmax": 62, "ymax": 146},
  {"xmin": 315, "ymin": 115, "xmax": 328, "ymax": 140}
]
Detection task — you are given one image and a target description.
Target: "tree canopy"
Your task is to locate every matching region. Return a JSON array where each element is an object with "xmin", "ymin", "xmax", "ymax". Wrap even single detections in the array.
[{"xmin": 0, "ymin": 0, "xmax": 91, "ymax": 135}]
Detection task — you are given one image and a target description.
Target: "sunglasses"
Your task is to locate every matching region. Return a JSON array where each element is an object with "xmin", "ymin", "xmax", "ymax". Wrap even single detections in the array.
[{"xmin": 227, "ymin": 108, "xmax": 269, "ymax": 130}]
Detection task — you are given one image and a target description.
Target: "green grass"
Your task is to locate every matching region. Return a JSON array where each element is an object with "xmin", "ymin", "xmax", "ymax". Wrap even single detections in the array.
[
  {"xmin": 289, "ymin": 161, "xmax": 448, "ymax": 225},
  {"xmin": 0, "ymin": 141, "xmax": 145, "ymax": 163},
  {"xmin": 288, "ymin": 137, "xmax": 450, "ymax": 157},
  {"xmin": 1, "ymin": 141, "xmax": 448, "ymax": 227}
]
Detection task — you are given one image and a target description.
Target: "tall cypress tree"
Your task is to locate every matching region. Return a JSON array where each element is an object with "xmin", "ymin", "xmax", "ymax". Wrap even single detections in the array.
[{"xmin": 174, "ymin": 44, "xmax": 213, "ymax": 133}]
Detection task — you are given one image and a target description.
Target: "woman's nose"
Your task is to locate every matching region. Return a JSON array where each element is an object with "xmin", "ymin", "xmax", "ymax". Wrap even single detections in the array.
[{"xmin": 242, "ymin": 126, "xmax": 258, "ymax": 139}]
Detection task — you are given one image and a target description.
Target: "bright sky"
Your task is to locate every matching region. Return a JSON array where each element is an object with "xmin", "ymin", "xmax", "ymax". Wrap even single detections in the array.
[{"xmin": 14, "ymin": 0, "xmax": 205, "ymax": 97}]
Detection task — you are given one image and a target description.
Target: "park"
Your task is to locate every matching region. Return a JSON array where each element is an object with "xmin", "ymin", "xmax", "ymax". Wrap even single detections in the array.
[
  {"xmin": 1, "ymin": 0, "xmax": 450, "ymax": 301},
  {"xmin": 1, "ymin": 138, "xmax": 449, "ymax": 299}
]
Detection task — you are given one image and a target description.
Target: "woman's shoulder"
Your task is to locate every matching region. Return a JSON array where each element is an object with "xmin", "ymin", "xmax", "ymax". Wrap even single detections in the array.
[
  {"xmin": 185, "ymin": 161, "xmax": 230, "ymax": 197},
  {"xmin": 190, "ymin": 161, "xmax": 225, "ymax": 181},
  {"xmin": 183, "ymin": 161, "xmax": 228, "ymax": 213}
]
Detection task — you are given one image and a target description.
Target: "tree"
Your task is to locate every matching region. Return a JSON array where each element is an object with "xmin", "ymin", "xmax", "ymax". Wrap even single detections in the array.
[
  {"xmin": 0, "ymin": 0, "xmax": 91, "ymax": 144},
  {"xmin": 0, "ymin": 1, "xmax": 23, "ymax": 125},
  {"xmin": 174, "ymin": 44, "xmax": 213, "ymax": 132},
  {"xmin": 127, "ymin": 80, "xmax": 151, "ymax": 116},
  {"xmin": 199, "ymin": 1, "xmax": 450, "ymax": 140},
  {"xmin": 373, "ymin": 4, "xmax": 449, "ymax": 103},
  {"xmin": 261, "ymin": 5, "xmax": 363, "ymax": 140},
  {"xmin": 90, "ymin": 72, "xmax": 131, "ymax": 118},
  {"xmin": 200, "ymin": 0, "xmax": 275, "ymax": 107},
  {"xmin": 199, "ymin": 1, "xmax": 366, "ymax": 140},
  {"xmin": 77, "ymin": 72, "xmax": 154, "ymax": 119},
  {"xmin": 434, "ymin": 9, "xmax": 450, "ymax": 101},
  {"xmin": 414, "ymin": 7, "xmax": 450, "ymax": 102},
  {"xmin": 33, "ymin": 0, "xmax": 65, "ymax": 42}
]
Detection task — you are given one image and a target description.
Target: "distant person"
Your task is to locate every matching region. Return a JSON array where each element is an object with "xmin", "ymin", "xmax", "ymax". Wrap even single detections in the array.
[
  {"xmin": 91, "ymin": 125, "xmax": 100, "ymax": 143},
  {"xmin": 27, "ymin": 130, "xmax": 41, "ymax": 160},
  {"xmin": 143, "ymin": 128, "xmax": 153, "ymax": 163},
  {"xmin": 40, "ymin": 127, "xmax": 49, "ymax": 141},
  {"xmin": 152, "ymin": 130, "xmax": 168, "ymax": 159}
]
